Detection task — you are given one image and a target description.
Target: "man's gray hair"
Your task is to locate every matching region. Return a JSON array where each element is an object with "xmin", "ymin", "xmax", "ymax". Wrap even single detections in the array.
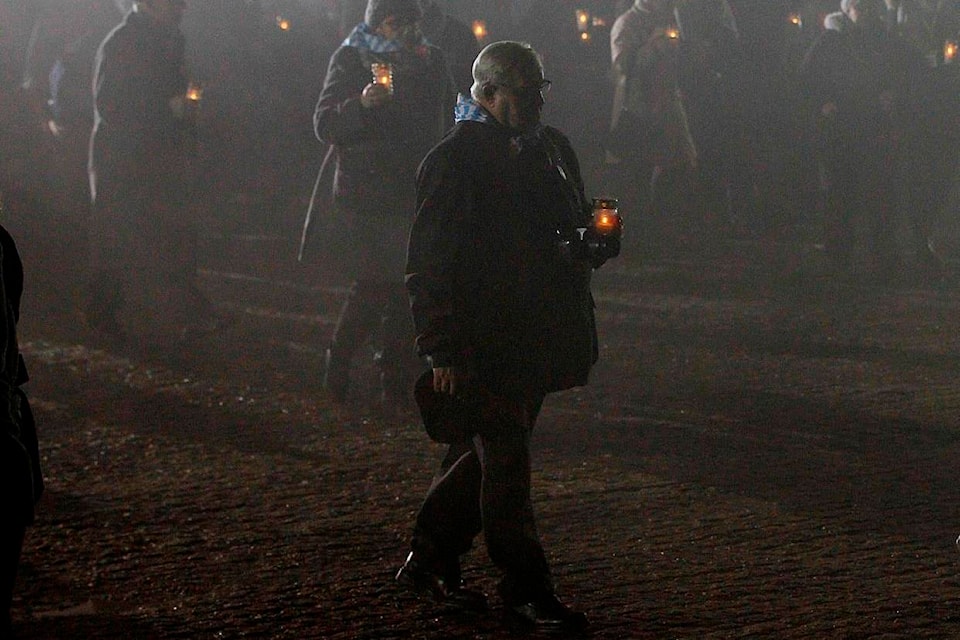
[{"xmin": 470, "ymin": 41, "xmax": 544, "ymax": 101}]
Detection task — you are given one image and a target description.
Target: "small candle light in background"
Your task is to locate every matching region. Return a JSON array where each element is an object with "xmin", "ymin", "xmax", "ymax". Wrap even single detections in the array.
[
  {"xmin": 276, "ymin": 15, "xmax": 291, "ymax": 31},
  {"xmin": 576, "ymin": 9, "xmax": 590, "ymax": 33},
  {"xmin": 472, "ymin": 20, "xmax": 488, "ymax": 44},
  {"xmin": 370, "ymin": 62, "xmax": 394, "ymax": 94},
  {"xmin": 592, "ymin": 198, "xmax": 622, "ymax": 238},
  {"xmin": 186, "ymin": 81, "xmax": 203, "ymax": 103},
  {"xmin": 945, "ymin": 40, "xmax": 957, "ymax": 64},
  {"xmin": 666, "ymin": 26, "xmax": 680, "ymax": 40},
  {"xmin": 789, "ymin": 12, "xmax": 802, "ymax": 27},
  {"xmin": 592, "ymin": 16, "xmax": 607, "ymax": 28},
  {"xmin": 580, "ymin": 31, "xmax": 592, "ymax": 43}
]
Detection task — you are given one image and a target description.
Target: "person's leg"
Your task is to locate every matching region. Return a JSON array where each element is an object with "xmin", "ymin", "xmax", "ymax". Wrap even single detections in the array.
[
  {"xmin": 398, "ymin": 441, "xmax": 487, "ymax": 608},
  {"xmin": 411, "ymin": 441, "xmax": 484, "ymax": 566},
  {"xmin": 480, "ymin": 391, "xmax": 588, "ymax": 630},
  {"xmin": 377, "ymin": 283, "xmax": 418, "ymax": 404},
  {"xmin": 324, "ymin": 280, "xmax": 381, "ymax": 400},
  {"xmin": 478, "ymin": 393, "xmax": 552, "ymax": 601},
  {"xmin": 0, "ymin": 523, "xmax": 26, "ymax": 637}
]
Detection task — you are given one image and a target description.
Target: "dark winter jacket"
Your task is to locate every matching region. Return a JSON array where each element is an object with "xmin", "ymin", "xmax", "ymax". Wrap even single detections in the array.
[
  {"xmin": 406, "ymin": 120, "xmax": 598, "ymax": 395},
  {"xmin": 0, "ymin": 219, "xmax": 40, "ymax": 526},
  {"xmin": 305, "ymin": 39, "xmax": 453, "ymax": 279},
  {"xmin": 88, "ymin": 8, "xmax": 190, "ymax": 207},
  {"xmin": 800, "ymin": 25, "xmax": 928, "ymax": 148}
]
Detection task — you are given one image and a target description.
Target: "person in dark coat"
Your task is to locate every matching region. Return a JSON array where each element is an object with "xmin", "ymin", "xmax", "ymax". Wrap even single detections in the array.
[
  {"xmin": 0, "ymin": 201, "xmax": 41, "ymax": 638},
  {"xmin": 801, "ymin": 0, "xmax": 929, "ymax": 279},
  {"xmin": 86, "ymin": 0, "xmax": 212, "ymax": 341},
  {"xmin": 396, "ymin": 40, "xmax": 617, "ymax": 633},
  {"xmin": 303, "ymin": 0, "xmax": 454, "ymax": 405},
  {"xmin": 419, "ymin": 0, "xmax": 479, "ymax": 95}
]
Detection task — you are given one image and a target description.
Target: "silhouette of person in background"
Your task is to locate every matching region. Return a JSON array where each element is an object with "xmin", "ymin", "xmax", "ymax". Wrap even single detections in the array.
[
  {"xmin": 0, "ymin": 195, "xmax": 41, "ymax": 639},
  {"xmin": 302, "ymin": 0, "xmax": 454, "ymax": 406},
  {"xmin": 801, "ymin": 0, "xmax": 929, "ymax": 280},
  {"xmin": 606, "ymin": 0, "xmax": 696, "ymax": 232},
  {"xmin": 86, "ymin": 0, "xmax": 215, "ymax": 342},
  {"xmin": 419, "ymin": 0, "xmax": 478, "ymax": 94}
]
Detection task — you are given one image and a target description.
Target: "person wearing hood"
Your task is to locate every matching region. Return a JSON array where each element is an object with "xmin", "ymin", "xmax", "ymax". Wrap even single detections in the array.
[{"xmin": 303, "ymin": 0, "xmax": 454, "ymax": 406}]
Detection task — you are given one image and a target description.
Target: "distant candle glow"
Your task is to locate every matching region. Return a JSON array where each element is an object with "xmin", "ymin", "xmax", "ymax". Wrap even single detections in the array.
[
  {"xmin": 945, "ymin": 40, "xmax": 957, "ymax": 63},
  {"xmin": 472, "ymin": 20, "xmax": 488, "ymax": 43},
  {"xmin": 576, "ymin": 10, "xmax": 590, "ymax": 32},
  {"xmin": 276, "ymin": 15, "xmax": 290, "ymax": 31},
  {"xmin": 186, "ymin": 82, "xmax": 203, "ymax": 102}
]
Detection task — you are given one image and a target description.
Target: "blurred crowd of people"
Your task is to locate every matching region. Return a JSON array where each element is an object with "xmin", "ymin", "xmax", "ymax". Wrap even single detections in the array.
[
  {"xmin": 0, "ymin": 0, "xmax": 958, "ymax": 436},
  {"xmin": 0, "ymin": 0, "xmax": 958, "ymax": 398},
  {"xmin": 0, "ymin": 0, "xmax": 956, "ymax": 282}
]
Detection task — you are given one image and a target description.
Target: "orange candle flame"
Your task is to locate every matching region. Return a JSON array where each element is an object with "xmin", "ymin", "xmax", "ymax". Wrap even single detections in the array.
[
  {"xmin": 592, "ymin": 198, "xmax": 622, "ymax": 236},
  {"xmin": 576, "ymin": 10, "xmax": 590, "ymax": 32},
  {"xmin": 186, "ymin": 82, "xmax": 203, "ymax": 102},
  {"xmin": 945, "ymin": 40, "xmax": 957, "ymax": 63},
  {"xmin": 472, "ymin": 20, "xmax": 488, "ymax": 43},
  {"xmin": 371, "ymin": 62, "xmax": 394, "ymax": 93}
]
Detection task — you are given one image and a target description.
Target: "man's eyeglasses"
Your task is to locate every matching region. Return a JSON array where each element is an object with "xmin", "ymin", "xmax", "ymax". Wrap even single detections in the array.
[{"xmin": 500, "ymin": 79, "xmax": 552, "ymax": 99}]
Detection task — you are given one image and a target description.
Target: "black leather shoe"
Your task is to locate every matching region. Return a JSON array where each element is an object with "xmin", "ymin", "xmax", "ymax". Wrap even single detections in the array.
[
  {"xmin": 503, "ymin": 592, "xmax": 589, "ymax": 633},
  {"xmin": 395, "ymin": 551, "xmax": 487, "ymax": 612}
]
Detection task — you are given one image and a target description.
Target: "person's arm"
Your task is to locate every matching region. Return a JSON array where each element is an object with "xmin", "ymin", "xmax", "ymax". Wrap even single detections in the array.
[
  {"xmin": 313, "ymin": 46, "xmax": 389, "ymax": 145},
  {"xmin": 405, "ymin": 144, "xmax": 470, "ymax": 372}
]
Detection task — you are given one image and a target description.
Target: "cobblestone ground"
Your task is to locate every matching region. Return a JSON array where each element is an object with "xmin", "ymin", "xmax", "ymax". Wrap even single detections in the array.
[{"xmin": 8, "ymin": 227, "xmax": 960, "ymax": 639}]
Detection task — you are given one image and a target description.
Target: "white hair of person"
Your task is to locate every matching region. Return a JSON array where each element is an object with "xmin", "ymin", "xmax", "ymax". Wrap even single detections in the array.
[{"xmin": 469, "ymin": 41, "xmax": 544, "ymax": 101}]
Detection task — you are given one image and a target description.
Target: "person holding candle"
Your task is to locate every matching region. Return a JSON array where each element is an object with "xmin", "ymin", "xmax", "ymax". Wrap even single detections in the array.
[
  {"xmin": 86, "ymin": 0, "xmax": 213, "ymax": 342},
  {"xmin": 396, "ymin": 40, "xmax": 617, "ymax": 632},
  {"xmin": 302, "ymin": 0, "xmax": 454, "ymax": 406}
]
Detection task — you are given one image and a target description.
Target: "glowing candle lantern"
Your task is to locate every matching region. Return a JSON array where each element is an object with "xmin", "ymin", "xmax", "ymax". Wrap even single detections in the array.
[
  {"xmin": 371, "ymin": 62, "xmax": 394, "ymax": 94},
  {"xmin": 580, "ymin": 31, "xmax": 592, "ymax": 43},
  {"xmin": 472, "ymin": 20, "xmax": 488, "ymax": 44},
  {"xmin": 276, "ymin": 15, "xmax": 291, "ymax": 31},
  {"xmin": 789, "ymin": 12, "xmax": 802, "ymax": 27},
  {"xmin": 186, "ymin": 81, "xmax": 203, "ymax": 103},
  {"xmin": 576, "ymin": 10, "xmax": 590, "ymax": 32},
  {"xmin": 666, "ymin": 26, "xmax": 680, "ymax": 40},
  {"xmin": 945, "ymin": 40, "xmax": 957, "ymax": 64},
  {"xmin": 592, "ymin": 198, "xmax": 622, "ymax": 238}
]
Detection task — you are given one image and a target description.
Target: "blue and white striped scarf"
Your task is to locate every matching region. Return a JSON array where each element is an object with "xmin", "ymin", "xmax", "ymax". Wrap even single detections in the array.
[
  {"xmin": 453, "ymin": 93, "xmax": 491, "ymax": 124},
  {"xmin": 342, "ymin": 21, "xmax": 427, "ymax": 53}
]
